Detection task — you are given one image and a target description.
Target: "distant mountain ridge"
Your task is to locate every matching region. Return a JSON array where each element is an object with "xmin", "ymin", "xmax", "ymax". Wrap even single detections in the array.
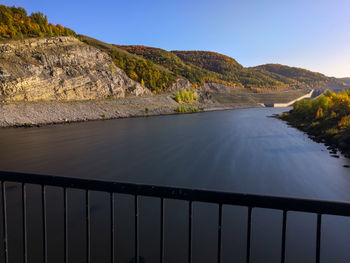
[
  {"xmin": 253, "ymin": 64, "xmax": 329, "ymax": 85},
  {"xmin": 116, "ymin": 44, "xmax": 349, "ymax": 91},
  {"xmin": 338, "ymin": 78, "xmax": 350, "ymax": 85},
  {"xmin": 252, "ymin": 64, "xmax": 349, "ymax": 92}
]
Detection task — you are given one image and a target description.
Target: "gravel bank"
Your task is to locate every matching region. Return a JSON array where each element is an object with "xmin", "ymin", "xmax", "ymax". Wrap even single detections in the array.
[{"xmin": 0, "ymin": 95, "xmax": 258, "ymax": 127}]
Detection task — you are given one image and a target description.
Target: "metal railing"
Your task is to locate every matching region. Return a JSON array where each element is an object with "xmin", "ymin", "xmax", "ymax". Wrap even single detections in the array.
[{"xmin": 1, "ymin": 170, "xmax": 350, "ymax": 263}]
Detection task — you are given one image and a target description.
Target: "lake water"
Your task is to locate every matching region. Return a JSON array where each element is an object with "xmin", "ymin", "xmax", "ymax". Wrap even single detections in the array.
[{"xmin": 0, "ymin": 108, "xmax": 349, "ymax": 263}]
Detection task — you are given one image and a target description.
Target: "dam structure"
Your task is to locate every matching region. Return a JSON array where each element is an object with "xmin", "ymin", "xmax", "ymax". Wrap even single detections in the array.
[{"xmin": 265, "ymin": 89, "xmax": 314, "ymax": 107}]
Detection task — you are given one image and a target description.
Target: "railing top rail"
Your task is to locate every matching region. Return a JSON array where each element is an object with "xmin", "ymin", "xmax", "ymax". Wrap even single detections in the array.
[{"xmin": 1, "ymin": 170, "xmax": 350, "ymax": 217}]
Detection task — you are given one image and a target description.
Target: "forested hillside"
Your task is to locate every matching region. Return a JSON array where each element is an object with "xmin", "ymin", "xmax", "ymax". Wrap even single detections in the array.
[
  {"xmin": 118, "ymin": 46, "xmax": 293, "ymax": 90},
  {"xmin": 116, "ymin": 45, "xmax": 235, "ymax": 88},
  {"xmin": 0, "ymin": 5, "xmax": 75, "ymax": 39}
]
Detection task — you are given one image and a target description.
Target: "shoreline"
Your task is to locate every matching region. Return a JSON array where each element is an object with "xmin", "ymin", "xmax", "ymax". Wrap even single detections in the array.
[
  {"xmin": 0, "ymin": 96, "xmax": 260, "ymax": 128},
  {"xmin": 277, "ymin": 114, "xmax": 350, "ymax": 159}
]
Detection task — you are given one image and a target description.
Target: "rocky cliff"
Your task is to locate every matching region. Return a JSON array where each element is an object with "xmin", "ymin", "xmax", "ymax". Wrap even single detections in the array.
[{"xmin": 0, "ymin": 37, "xmax": 150, "ymax": 102}]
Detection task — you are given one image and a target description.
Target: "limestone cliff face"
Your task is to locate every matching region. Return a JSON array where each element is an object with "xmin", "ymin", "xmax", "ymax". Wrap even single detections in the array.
[
  {"xmin": 202, "ymin": 82, "xmax": 237, "ymax": 93},
  {"xmin": 0, "ymin": 37, "xmax": 151, "ymax": 102},
  {"xmin": 169, "ymin": 78, "xmax": 192, "ymax": 91}
]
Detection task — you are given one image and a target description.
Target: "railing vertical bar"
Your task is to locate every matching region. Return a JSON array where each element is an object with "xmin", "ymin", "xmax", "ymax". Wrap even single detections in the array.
[
  {"xmin": 316, "ymin": 214, "xmax": 322, "ymax": 263},
  {"xmin": 246, "ymin": 207, "xmax": 252, "ymax": 263},
  {"xmin": 188, "ymin": 201, "xmax": 192, "ymax": 263},
  {"xmin": 42, "ymin": 185, "xmax": 47, "ymax": 263},
  {"xmin": 22, "ymin": 183, "xmax": 27, "ymax": 263},
  {"xmin": 110, "ymin": 193, "xmax": 114, "ymax": 263},
  {"xmin": 281, "ymin": 210, "xmax": 287, "ymax": 263},
  {"xmin": 86, "ymin": 190, "xmax": 90, "ymax": 263},
  {"xmin": 135, "ymin": 195, "xmax": 139, "ymax": 263},
  {"xmin": 63, "ymin": 188, "xmax": 68, "ymax": 263},
  {"xmin": 218, "ymin": 204, "xmax": 223, "ymax": 263},
  {"xmin": 160, "ymin": 198, "xmax": 164, "ymax": 263},
  {"xmin": 1, "ymin": 182, "xmax": 8, "ymax": 263}
]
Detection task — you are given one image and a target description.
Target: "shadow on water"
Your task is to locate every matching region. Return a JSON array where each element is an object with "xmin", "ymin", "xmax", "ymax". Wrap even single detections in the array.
[{"xmin": 0, "ymin": 108, "xmax": 350, "ymax": 262}]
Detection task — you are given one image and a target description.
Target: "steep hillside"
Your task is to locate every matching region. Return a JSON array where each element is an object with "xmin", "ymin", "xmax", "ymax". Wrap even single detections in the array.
[
  {"xmin": 116, "ymin": 45, "xmax": 238, "ymax": 87},
  {"xmin": 79, "ymin": 37, "xmax": 176, "ymax": 93}
]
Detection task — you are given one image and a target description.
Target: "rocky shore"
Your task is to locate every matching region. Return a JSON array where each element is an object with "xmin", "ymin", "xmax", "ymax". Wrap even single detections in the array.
[
  {"xmin": 0, "ymin": 95, "xmax": 258, "ymax": 128},
  {"xmin": 278, "ymin": 114, "xmax": 350, "ymax": 159}
]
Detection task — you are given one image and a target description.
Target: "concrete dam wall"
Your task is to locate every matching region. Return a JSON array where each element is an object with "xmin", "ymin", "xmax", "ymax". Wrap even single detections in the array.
[{"xmin": 265, "ymin": 90, "xmax": 314, "ymax": 108}]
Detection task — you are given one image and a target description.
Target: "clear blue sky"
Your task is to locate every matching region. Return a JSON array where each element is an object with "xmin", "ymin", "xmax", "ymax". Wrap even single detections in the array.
[{"xmin": 3, "ymin": 0, "xmax": 350, "ymax": 77}]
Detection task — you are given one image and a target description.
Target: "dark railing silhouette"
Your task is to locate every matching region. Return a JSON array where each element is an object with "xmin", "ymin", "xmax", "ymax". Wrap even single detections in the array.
[{"xmin": 1, "ymin": 170, "xmax": 350, "ymax": 263}]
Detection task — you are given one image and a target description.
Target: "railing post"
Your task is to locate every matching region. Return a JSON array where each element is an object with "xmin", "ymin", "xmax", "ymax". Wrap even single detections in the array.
[
  {"xmin": 218, "ymin": 204, "xmax": 223, "ymax": 263},
  {"xmin": 63, "ymin": 188, "xmax": 68, "ymax": 263},
  {"xmin": 42, "ymin": 185, "xmax": 47, "ymax": 263},
  {"xmin": 86, "ymin": 190, "xmax": 90, "ymax": 263},
  {"xmin": 316, "ymin": 214, "xmax": 322, "ymax": 263},
  {"xmin": 1, "ymin": 182, "xmax": 8, "ymax": 263},
  {"xmin": 135, "ymin": 195, "xmax": 139, "ymax": 263},
  {"xmin": 22, "ymin": 183, "xmax": 27, "ymax": 263},
  {"xmin": 160, "ymin": 198, "xmax": 164, "ymax": 263},
  {"xmin": 281, "ymin": 210, "xmax": 287, "ymax": 263},
  {"xmin": 110, "ymin": 193, "xmax": 114, "ymax": 263},
  {"xmin": 188, "ymin": 201, "xmax": 192, "ymax": 263},
  {"xmin": 246, "ymin": 207, "xmax": 252, "ymax": 263}
]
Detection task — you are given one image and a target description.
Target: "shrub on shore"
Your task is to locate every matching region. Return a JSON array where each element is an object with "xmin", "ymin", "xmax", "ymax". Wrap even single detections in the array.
[
  {"xmin": 280, "ymin": 89, "xmax": 350, "ymax": 154},
  {"xmin": 174, "ymin": 88, "xmax": 198, "ymax": 104},
  {"xmin": 291, "ymin": 90, "xmax": 350, "ymax": 125},
  {"xmin": 175, "ymin": 105, "xmax": 200, "ymax": 113}
]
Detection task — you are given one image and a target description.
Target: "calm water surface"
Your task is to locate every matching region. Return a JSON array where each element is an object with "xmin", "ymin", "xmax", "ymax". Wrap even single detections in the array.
[
  {"xmin": 0, "ymin": 107, "xmax": 349, "ymax": 199},
  {"xmin": 0, "ymin": 108, "xmax": 349, "ymax": 263}
]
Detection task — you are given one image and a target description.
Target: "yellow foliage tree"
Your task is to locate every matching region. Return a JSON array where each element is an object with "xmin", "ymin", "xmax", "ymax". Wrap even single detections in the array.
[{"xmin": 316, "ymin": 107, "xmax": 324, "ymax": 119}]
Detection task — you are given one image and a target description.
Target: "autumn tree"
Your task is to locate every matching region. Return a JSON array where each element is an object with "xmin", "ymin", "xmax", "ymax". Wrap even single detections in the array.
[{"xmin": 0, "ymin": 5, "xmax": 76, "ymax": 39}]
